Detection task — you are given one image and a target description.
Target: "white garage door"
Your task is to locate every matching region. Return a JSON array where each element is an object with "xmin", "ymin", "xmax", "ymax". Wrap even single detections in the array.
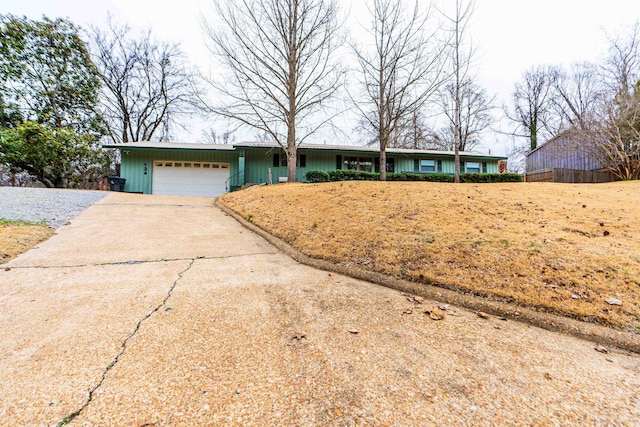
[{"xmin": 152, "ymin": 160, "xmax": 230, "ymax": 197}]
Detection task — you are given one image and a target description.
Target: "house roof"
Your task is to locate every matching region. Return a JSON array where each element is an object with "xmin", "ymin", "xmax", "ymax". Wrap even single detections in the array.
[
  {"xmin": 102, "ymin": 141, "xmax": 236, "ymax": 150},
  {"xmin": 103, "ymin": 140, "xmax": 506, "ymax": 159}
]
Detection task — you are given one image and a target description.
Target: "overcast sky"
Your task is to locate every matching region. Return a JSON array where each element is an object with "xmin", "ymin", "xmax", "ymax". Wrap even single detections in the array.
[{"xmin": 2, "ymin": 0, "xmax": 640, "ymax": 156}]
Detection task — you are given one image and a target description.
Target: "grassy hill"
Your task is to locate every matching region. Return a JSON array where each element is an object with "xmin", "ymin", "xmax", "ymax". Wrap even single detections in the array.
[{"xmin": 220, "ymin": 181, "xmax": 640, "ymax": 331}]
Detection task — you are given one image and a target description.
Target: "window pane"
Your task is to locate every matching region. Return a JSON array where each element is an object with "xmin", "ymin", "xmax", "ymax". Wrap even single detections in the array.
[
  {"xmin": 360, "ymin": 158, "xmax": 373, "ymax": 172},
  {"xmin": 420, "ymin": 159, "xmax": 436, "ymax": 172},
  {"xmin": 386, "ymin": 158, "xmax": 395, "ymax": 173},
  {"xmin": 344, "ymin": 156, "xmax": 358, "ymax": 170},
  {"xmin": 466, "ymin": 161, "xmax": 481, "ymax": 173}
]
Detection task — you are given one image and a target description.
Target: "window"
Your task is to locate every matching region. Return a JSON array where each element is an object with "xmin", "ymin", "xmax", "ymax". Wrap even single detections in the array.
[
  {"xmin": 343, "ymin": 156, "xmax": 373, "ymax": 172},
  {"xmin": 386, "ymin": 158, "xmax": 395, "ymax": 173},
  {"xmin": 273, "ymin": 152, "xmax": 306, "ymax": 167},
  {"xmin": 420, "ymin": 159, "xmax": 436, "ymax": 172},
  {"xmin": 466, "ymin": 161, "xmax": 481, "ymax": 173},
  {"xmin": 374, "ymin": 158, "xmax": 395, "ymax": 173}
]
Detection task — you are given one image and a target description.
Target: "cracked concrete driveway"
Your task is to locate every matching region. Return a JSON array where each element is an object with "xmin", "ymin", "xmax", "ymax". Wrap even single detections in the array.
[{"xmin": 1, "ymin": 193, "xmax": 638, "ymax": 426}]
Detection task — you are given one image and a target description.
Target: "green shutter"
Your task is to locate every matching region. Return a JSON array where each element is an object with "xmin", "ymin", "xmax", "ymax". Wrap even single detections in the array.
[
  {"xmin": 437, "ymin": 160, "xmax": 442, "ymax": 172},
  {"xmin": 482, "ymin": 162, "xmax": 487, "ymax": 173},
  {"xmin": 414, "ymin": 159, "xmax": 419, "ymax": 172},
  {"xmin": 299, "ymin": 154, "xmax": 306, "ymax": 168},
  {"xmin": 273, "ymin": 153, "xmax": 280, "ymax": 167},
  {"xmin": 336, "ymin": 155, "xmax": 342, "ymax": 170}
]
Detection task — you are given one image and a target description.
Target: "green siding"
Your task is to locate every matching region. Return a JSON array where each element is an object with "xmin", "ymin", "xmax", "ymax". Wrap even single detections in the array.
[
  {"xmin": 244, "ymin": 148, "xmax": 339, "ymax": 183},
  {"xmin": 120, "ymin": 148, "xmax": 239, "ymax": 194},
  {"xmin": 118, "ymin": 145, "xmax": 504, "ymax": 194}
]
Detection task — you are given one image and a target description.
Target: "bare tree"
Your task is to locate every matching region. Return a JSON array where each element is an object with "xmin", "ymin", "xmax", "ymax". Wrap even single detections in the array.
[
  {"xmin": 202, "ymin": 0, "xmax": 343, "ymax": 182},
  {"xmin": 391, "ymin": 110, "xmax": 432, "ymax": 149},
  {"xmin": 441, "ymin": 0, "xmax": 478, "ymax": 182},
  {"xmin": 550, "ymin": 62, "xmax": 602, "ymax": 132},
  {"xmin": 352, "ymin": 0, "xmax": 448, "ymax": 181},
  {"xmin": 202, "ymin": 128, "xmax": 235, "ymax": 145},
  {"xmin": 90, "ymin": 17, "xmax": 202, "ymax": 144},
  {"xmin": 437, "ymin": 78, "xmax": 493, "ymax": 153},
  {"xmin": 601, "ymin": 21, "xmax": 640, "ymax": 99},
  {"xmin": 579, "ymin": 87, "xmax": 640, "ymax": 180},
  {"xmin": 505, "ymin": 65, "xmax": 558, "ymax": 151}
]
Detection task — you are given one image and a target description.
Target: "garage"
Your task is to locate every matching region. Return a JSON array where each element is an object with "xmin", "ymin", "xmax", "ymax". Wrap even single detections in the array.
[{"xmin": 152, "ymin": 160, "xmax": 230, "ymax": 197}]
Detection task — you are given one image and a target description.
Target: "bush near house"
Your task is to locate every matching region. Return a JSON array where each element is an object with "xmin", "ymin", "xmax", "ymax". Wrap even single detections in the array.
[
  {"xmin": 305, "ymin": 170, "xmax": 330, "ymax": 182},
  {"xmin": 306, "ymin": 170, "xmax": 523, "ymax": 183}
]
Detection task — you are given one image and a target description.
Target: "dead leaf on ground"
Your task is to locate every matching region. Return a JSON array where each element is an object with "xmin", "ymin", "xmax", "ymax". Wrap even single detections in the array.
[
  {"xmin": 594, "ymin": 345, "xmax": 609, "ymax": 354},
  {"xmin": 402, "ymin": 308, "xmax": 413, "ymax": 315},
  {"xmin": 348, "ymin": 329, "xmax": 359, "ymax": 334},
  {"xmin": 438, "ymin": 304, "xmax": 449, "ymax": 311},
  {"xmin": 4, "ymin": 267, "xmax": 10, "ymax": 272},
  {"xmin": 292, "ymin": 333, "xmax": 306, "ymax": 340},
  {"xmin": 425, "ymin": 310, "xmax": 444, "ymax": 321},
  {"xmin": 476, "ymin": 311, "xmax": 491, "ymax": 319},
  {"xmin": 403, "ymin": 293, "xmax": 424, "ymax": 304},
  {"xmin": 605, "ymin": 297, "xmax": 622, "ymax": 306}
]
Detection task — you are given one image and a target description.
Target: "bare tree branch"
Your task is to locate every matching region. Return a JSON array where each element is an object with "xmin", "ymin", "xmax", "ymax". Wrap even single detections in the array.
[
  {"xmin": 202, "ymin": 0, "xmax": 344, "ymax": 182},
  {"xmin": 352, "ymin": 0, "xmax": 448, "ymax": 180},
  {"xmin": 89, "ymin": 16, "xmax": 203, "ymax": 144},
  {"xmin": 504, "ymin": 65, "xmax": 557, "ymax": 151}
]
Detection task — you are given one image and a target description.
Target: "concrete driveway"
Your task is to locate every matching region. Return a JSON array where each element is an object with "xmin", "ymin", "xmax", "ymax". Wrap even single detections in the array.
[{"xmin": 1, "ymin": 193, "xmax": 638, "ymax": 426}]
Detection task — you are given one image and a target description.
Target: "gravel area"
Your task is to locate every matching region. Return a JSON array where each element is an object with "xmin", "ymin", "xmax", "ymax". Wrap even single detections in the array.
[{"xmin": 0, "ymin": 187, "xmax": 108, "ymax": 228}]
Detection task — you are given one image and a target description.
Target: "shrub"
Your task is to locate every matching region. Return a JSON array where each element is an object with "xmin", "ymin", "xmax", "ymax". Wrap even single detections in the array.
[
  {"xmin": 305, "ymin": 170, "xmax": 522, "ymax": 183},
  {"xmin": 386, "ymin": 172, "xmax": 453, "ymax": 182},
  {"xmin": 305, "ymin": 170, "xmax": 330, "ymax": 183},
  {"xmin": 327, "ymin": 169, "xmax": 379, "ymax": 181},
  {"xmin": 460, "ymin": 173, "xmax": 522, "ymax": 183}
]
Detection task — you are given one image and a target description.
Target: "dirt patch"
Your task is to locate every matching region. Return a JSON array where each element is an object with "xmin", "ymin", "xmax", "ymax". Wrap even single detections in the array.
[
  {"xmin": 0, "ymin": 222, "xmax": 54, "ymax": 263},
  {"xmin": 219, "ymin": 181, "xmax": 640, "ymax": 331}
]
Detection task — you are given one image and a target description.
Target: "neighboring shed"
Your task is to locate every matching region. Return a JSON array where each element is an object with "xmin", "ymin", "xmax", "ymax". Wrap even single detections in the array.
[{"xmin": 525, "ymin": 134, "xmax": 618, "ymax": 183}]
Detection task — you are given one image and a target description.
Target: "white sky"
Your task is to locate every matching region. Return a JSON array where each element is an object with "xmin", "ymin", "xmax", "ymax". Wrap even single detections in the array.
[{"xmin": 2, "ymin": 0, "xmax": 640, "ymax": 156}]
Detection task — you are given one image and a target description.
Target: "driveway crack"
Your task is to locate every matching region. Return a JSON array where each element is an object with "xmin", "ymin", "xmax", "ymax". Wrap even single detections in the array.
[
  {"xmin": 4, "ymin": 252, "xmax": 276, "ymax": 270},
  {"xmin": 56, "ymin": 258, "xmax": 196, "ymax": 426}
]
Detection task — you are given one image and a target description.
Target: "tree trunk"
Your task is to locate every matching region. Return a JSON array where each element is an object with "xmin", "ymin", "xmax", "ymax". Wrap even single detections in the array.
[
  {"xmin": 454, "ymin": 145, "xmax": 460, "ymax": 183},
  {"xmin": 286, "ymin": 148, "xmax": 297, "ymax": 183},
  {"xmin": 379, "ymin": 126, "xmax": 388, "ymax": 181},
  {"xmin": 287, "ymin": 114, "xmax": 297, "ymax": 183}
]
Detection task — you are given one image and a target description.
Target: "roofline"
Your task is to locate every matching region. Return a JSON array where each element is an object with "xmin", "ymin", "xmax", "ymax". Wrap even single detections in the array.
[
  {"xmin": 102, "ymin": 141, "xmax": 235, "ymax": 150},
  {"xmin": 103, "ymin": 140, "xmax": 507, "ymax": 160},
  {"xmin": 234, "ymin": 141, "xmax": 507, "ymax": 160},
  {"xmin": 525, "ymin": 130, "xmax": 576, "ymax": 157}
]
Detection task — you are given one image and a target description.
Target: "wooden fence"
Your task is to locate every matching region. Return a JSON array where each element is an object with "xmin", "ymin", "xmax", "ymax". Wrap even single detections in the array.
[{"xmin": 525, "ymin": 168, "xmax": 619, "ymax": 183}]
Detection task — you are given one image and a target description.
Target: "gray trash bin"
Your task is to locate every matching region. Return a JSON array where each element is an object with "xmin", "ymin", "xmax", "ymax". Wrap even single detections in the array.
[{"xmin": 108, "ymin": 177, "xmax": 126, "ymax": 192}]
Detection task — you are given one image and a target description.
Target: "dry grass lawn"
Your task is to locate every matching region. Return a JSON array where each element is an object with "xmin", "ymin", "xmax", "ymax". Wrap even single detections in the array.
[
  {"xmin": 220, "ymin": 181, "xmax": 640, "ymax": 331},
  {"xmin": 0, "ymin": 220, "xmax": 54, "ymax": 263}
]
